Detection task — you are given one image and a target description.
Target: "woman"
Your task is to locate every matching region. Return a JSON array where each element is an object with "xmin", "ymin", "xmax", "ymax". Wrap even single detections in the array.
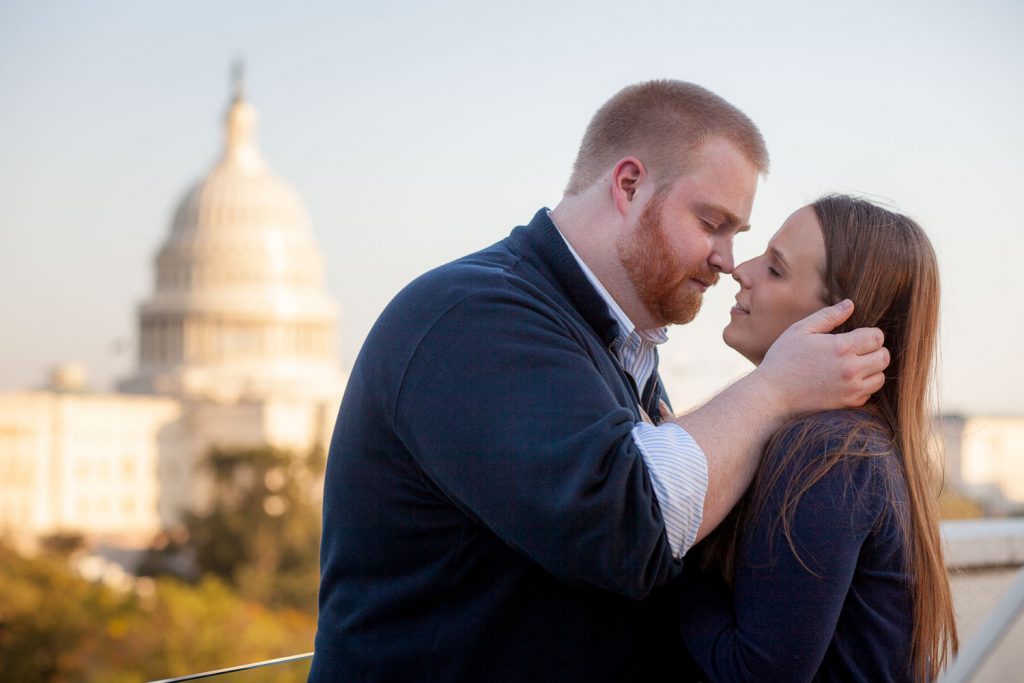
[{"xmin": 678, "ymin": 195, "xmax": 958, "ymax": 681}]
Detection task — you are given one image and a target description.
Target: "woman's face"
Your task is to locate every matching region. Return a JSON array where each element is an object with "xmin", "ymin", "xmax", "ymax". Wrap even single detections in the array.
[{"xmin": 724, "ymin": 206, "xmax": 829, "ymax": 365}]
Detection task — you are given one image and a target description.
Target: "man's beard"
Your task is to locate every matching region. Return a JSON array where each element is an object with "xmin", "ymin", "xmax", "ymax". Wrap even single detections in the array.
[{"xmin": 617, "ymin": 191, "xmax": 718, "ymax": 327}]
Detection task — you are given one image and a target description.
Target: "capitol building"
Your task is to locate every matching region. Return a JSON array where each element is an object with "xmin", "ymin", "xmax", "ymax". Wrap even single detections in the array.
[{"xmin": 0, "ymin": 74, "xmax": 346, "ymax": 551}]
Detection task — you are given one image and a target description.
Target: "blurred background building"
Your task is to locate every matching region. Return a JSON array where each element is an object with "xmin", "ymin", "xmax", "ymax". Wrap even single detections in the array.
[
  {"xmin": 0, "ymin": 71, "xmax": 345, "ymax": 552},
  {"xmin": 941, "ymin": 415, "xmax": 1024, "ymax": 516}
]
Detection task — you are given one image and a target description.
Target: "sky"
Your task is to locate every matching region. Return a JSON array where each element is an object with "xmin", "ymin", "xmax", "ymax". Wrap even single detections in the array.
[{"xmin": 1, "ymin": 0, "xmax": 1022, "ymax": 414}]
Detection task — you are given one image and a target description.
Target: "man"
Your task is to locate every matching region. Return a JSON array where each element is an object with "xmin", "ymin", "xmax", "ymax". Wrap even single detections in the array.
[{"xmin": 309, "ymin": 81, "xmax": 888, "ymax": 681}]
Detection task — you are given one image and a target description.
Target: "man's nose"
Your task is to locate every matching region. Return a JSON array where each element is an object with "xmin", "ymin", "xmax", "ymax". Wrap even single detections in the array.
[{"xmin": 709, "ymin": 243, "xmax": 734, "ymax": 274}]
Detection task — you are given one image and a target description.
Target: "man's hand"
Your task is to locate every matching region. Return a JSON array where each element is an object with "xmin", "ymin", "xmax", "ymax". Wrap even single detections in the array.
[
  {"xmin": 754, "ymin": 299, "xmax": 889, "ymax": 414},
  {"xmin": 674, "ymin": 299, "xmax": 889, "ymax": 544}
]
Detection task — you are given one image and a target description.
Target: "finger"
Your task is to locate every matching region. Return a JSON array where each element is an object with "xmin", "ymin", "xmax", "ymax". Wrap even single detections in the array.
[
  {"xmin": 851, "ymin": 350, "xmax": 887, "ymax": 385},
  {"xmin": 838, "ymin": 327, "xmax": 886, "ymax": 357},
  {"xmin": 796, "ymin": 299, "xmax": 854, "ymax": 334},
  {"xmin": 847, "ymin": 348, "xmax": 891, "ymax": 386},
  {"xmin": 864, "ymin": 346, "xmax": 890, "ymax": 374},
  {"xmin": 864, "ymin": 370, "xmax": 886, "ymax": 395},
  {"xmin": 853, "ymin": 371, "xmax": 886, "ymax": 405}
]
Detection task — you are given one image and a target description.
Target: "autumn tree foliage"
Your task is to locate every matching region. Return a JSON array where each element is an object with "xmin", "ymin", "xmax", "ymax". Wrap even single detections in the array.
[{"xmin": 2, "ymin": 446, "xmax": 326, "ymax": 680}]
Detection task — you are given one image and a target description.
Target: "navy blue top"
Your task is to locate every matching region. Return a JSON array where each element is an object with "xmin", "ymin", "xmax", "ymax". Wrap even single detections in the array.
[
  {"xmin": 677, "ymin": 410, "xmax": 914, "ymax": 682},
  {"xmin": 309, "ymin": 210, "xmax": 685, "ymax": 682}
]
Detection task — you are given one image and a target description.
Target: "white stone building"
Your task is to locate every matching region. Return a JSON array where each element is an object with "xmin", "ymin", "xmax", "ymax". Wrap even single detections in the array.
[
  {"xmin": 0, "ymin": 73, "xmax": 345, "ymax": 551},
  {"xmin": 941, "ymin": 414, "xmax": 1024, "ymax": 514}
]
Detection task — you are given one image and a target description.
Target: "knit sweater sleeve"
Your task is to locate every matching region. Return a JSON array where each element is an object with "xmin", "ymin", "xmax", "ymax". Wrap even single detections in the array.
[
  {"xmin": 391, "ymin": 278, "xmax": 681, "ymax": 600},
  {"xmin": 677, "ymin": 412, "xmax": 890, "ymax": 681}
]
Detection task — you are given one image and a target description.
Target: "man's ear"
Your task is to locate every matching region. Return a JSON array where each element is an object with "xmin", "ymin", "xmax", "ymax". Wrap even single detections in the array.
[{"xmin": 610, "ymin": 157, "xmax": 647, "ymax": 215}]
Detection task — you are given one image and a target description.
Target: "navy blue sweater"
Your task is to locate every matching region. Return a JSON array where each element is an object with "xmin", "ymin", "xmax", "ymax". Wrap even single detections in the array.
[
  {"xmin": 677, "ymin": 410, "xmax": 914, "ymax": 682},
  {"xmin": 309, "ymin": 210, "xmax": 685, "ymax": 682}
]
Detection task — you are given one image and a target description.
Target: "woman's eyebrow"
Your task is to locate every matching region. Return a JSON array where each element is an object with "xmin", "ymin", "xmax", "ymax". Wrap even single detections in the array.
[{"xmin": 768, "ymin": 246, "xmax": 789, "ymax": 269}]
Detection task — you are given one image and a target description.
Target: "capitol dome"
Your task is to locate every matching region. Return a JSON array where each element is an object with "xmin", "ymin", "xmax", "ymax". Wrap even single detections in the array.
[{"xmin": 120, "ymin": 72, "xmax": 344, "ymax": 402}]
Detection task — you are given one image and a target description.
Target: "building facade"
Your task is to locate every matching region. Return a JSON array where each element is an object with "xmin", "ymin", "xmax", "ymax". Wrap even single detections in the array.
[{"xmin": 941, "ymin": 414, "xmax": 1024, "ymax": 514}]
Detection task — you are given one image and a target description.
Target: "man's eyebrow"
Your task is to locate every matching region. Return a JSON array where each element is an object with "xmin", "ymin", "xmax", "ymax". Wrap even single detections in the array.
[
  {"xmin": 769, "ymin": 246, "xmax": 789, "ymax": 269},
  {"xmin": 697, "ymin": 202, "xmax": 750, "ymax": 232}
]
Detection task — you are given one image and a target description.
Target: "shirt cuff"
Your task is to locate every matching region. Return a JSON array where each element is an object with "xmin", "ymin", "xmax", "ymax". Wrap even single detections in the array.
[{"xmin": 631, "ymin": 421, "xmax": 708, "ymax": 559}]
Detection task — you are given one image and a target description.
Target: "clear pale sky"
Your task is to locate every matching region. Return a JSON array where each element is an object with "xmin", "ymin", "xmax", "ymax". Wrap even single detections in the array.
[{"xmin": 1, "ymin": 0, "xmax": 1021, "ymax": 414}]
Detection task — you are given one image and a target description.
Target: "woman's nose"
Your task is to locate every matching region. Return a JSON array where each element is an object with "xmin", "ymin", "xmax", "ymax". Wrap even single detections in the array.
[{"xmin": 732, "ymin": 259, "xmax": 753, "ymax": 287}]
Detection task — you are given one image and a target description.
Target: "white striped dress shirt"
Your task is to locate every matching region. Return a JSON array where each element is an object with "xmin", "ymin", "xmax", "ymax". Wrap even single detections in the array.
[{"xmin": 556, "ymin": 228, "xmax": 708, "ymax": 558}]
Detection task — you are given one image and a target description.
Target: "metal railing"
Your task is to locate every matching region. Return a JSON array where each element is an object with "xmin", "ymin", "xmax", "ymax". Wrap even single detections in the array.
[
  {"xmin": 148, "ymin": 652, "xmax": 313, "ymax": 683},
  {"xmin": 939, "ymin": 565, "xmax": 1024, "ymax": 683}
]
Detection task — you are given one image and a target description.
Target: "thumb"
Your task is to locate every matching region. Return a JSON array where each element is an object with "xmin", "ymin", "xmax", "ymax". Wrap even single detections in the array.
[{"xmin": 799, "ymin": 299, "xmax": 854, "ymax": 334}]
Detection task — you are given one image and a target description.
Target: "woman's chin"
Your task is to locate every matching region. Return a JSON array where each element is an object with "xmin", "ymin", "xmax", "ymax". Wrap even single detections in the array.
[{"xmin": 722, "ymin": 327, "xmax": 764, "ymax": 367}]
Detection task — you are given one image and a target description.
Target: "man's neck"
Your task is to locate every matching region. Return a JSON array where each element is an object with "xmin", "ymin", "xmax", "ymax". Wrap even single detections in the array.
[{"xmin": 550, "ymin": 195, "xmax": 659, "ymax": 330}]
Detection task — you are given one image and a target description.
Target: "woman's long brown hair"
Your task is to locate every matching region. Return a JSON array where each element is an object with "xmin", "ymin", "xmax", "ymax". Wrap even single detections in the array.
[{"xmin": 703, "ymin": 194, "xmax": 958, "ymax": 680}]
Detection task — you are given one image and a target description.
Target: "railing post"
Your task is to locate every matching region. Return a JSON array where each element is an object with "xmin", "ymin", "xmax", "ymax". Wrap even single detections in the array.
[{"xmin": 939, "ymin": 566, "xmax": 1024, "ymax": 683}]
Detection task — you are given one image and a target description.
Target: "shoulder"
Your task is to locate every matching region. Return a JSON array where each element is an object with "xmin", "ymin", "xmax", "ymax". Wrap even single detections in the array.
[
  {"xmin": 762, "ymin": 409, "xmax": 900, "ymax": 505},
  {"xmin": 362, "ymin": 238, "xmax": 585, "ymax": 379},
  {"xmin": 385, "ymin": 236, "xmax": 564, "ymax": 326},
  {"xmin": 769, "ymin": 409, "xmax": 894, "ymax": 461},
  {"xmin": 393, "ymin": 248, "xmax": 517, "ymax": 311},
  {"xmin": 748, "ymin": 411, "xmax": 906, "ymax": 557}
]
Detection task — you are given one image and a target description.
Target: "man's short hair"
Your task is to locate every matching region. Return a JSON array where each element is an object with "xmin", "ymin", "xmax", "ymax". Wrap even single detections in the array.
[{"xmin": 565, "ymin": 80, "xmax": 769, "ymax": 195}]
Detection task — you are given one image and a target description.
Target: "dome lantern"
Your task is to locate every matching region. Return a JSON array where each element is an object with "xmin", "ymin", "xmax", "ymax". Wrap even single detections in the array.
[{"xmin": 222, "ymin": 61, "xmax": 266, "ymax": 173}]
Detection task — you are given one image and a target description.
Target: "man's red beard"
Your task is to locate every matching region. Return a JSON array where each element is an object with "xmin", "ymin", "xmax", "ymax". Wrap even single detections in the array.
[{"xmin": 617, "ymin": 191, "xmax": 718, "ymax": 327}]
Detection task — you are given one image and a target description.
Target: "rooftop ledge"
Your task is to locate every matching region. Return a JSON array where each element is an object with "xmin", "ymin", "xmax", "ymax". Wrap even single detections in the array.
[{"xmin": 943, "ymin": 519, "xmax": 1024, "ymax": 570}]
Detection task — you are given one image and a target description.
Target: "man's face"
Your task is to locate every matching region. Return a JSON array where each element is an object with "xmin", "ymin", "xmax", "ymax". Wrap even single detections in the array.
[{"xmin": 617, "ymin": 138, "xmax": 759, "ymax": 328}]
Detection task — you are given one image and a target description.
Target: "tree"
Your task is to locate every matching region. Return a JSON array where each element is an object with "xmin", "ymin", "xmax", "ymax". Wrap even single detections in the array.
[
  {"xmin": 164, "ymin": 446, "xmax": 325, "ymax": 612},
  {"xmin": 0, "ymin": 542, "xmax": 316, "ymax": 682},
  {"xmin": 0, "ymin": 543, "xmax": 132, "ymax": 682},
  {"xmin": 66, "ymin": 575, "xmax": 315, "ymax": 683}
]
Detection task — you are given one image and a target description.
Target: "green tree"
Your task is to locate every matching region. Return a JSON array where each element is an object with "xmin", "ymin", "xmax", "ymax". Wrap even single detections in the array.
[
  {"xmin": 66, "ymin": 575, "xmax": 315, "ymax": 683},
  {"xmin": 0, "ymin": 542, "xmax": 316, "ymax": 682},
  {"xmin": 182, "ymin": 446, "xmax": 324, "ymax": 612},
  {"xmin": 0, "ymin": 543, "xmax": 133, "ymax": 682}
]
